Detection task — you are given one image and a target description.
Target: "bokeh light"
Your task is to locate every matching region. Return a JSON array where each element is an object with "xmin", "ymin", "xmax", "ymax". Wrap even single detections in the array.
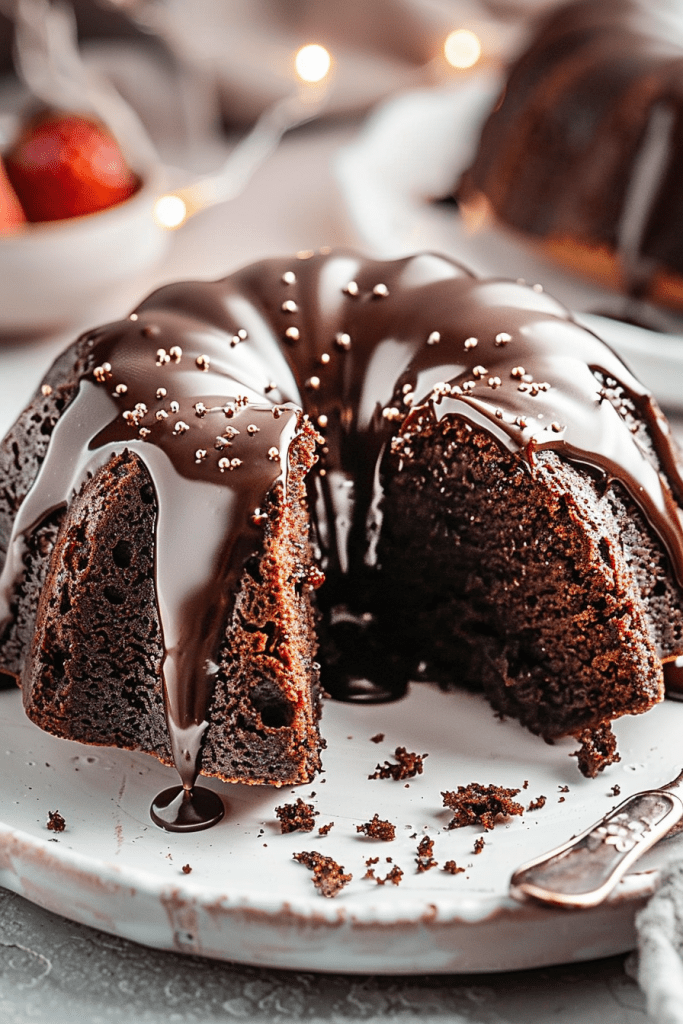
[
  {"xmin": 444, "ymin": 29, "xmax": 481, "ymax": 69},
  {"xmin": 153, "ymin": 194, "xmax": 187, "ymax": 229},
  {"xmin": 295, "ymin": 44, "xmax": 331, "ymax": 83}
]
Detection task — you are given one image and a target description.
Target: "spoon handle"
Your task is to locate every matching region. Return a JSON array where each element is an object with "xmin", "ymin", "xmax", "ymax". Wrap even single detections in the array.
[{"xmin": 510, "ymin": 790, "xmax": 683, "ymax": 908}]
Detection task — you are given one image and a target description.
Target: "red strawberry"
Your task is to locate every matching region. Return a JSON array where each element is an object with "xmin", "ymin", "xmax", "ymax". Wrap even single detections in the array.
[
  {"xmin": 0, "ymin": 156, "xmax": 26, "ymax": 232},
  {"xmin": 5, "ymin": 110, "xmax": 139, "ymax": 222}
]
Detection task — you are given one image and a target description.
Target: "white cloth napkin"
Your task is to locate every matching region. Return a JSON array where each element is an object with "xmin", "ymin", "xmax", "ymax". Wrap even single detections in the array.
[{"xmin": 637, "ymin": 860, "xmax": 683, "ymax": 1024}]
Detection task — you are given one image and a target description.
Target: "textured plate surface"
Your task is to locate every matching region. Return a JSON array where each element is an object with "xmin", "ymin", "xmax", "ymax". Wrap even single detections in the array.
[
  {"xmin": 0, "ymin": 684, "xmax": 681, "ymax": 974},
  {"xmin": 335, "ymin": 76, "xmax": 683, "ymax": 410}
]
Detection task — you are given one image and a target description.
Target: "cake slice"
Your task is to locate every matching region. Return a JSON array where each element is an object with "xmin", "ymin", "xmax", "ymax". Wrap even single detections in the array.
[
  {"xmin": 0, "ymin": 326, "xmax": 324, "ymax": 790},
  {"xmin": 378, "ymin": 410, "xmax": 682, "ymax": 775}
]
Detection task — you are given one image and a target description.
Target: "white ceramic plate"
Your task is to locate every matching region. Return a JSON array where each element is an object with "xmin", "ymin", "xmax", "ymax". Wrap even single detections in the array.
[
  {"xmin": 335, "ymin": 77, "xmax": 683, "ymax": 410},
  {"xmin": 0, "ymin": 683, "xmax": 681, "ymax": 974}
]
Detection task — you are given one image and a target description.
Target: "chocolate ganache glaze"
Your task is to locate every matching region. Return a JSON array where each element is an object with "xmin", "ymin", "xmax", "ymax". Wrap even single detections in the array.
[{"xmin": 2, "ymin": 249, "xmax": 683, "ymax": 827}]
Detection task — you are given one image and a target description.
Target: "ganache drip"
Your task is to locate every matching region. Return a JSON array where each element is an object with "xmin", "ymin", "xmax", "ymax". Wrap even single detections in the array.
[{"xmin": 2, "ymin": 250, "xmax": 683, "ymax": 826}]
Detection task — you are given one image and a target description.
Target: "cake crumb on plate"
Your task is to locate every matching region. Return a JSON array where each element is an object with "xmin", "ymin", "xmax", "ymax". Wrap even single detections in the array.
[{"xmin": 293, "ymin": 851, "xmax": 352, "ymax": 897}]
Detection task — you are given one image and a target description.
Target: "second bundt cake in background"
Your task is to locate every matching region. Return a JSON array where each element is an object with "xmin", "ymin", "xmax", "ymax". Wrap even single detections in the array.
[
  {"xmin": 2, "ymin": 250, "xmax": 683, "ymax": 806},
  {"xmin": 458, "ymin": 0, "xmax": 683, "ymax": 311}
]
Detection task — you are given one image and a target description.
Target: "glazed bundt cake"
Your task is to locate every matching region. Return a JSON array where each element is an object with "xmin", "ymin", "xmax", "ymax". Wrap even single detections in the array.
[
  {"xmin": 458, "ymin": 0, "xmax": 683, "ymax": 311},
  {"xmin": 2, "ymin": 250, "xmax": 683, "ymax": 823}
]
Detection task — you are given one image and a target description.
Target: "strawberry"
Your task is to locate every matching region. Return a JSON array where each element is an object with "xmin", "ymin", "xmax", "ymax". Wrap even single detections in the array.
[
  {"xmin": 5, "ymin": 110, "xmax": 139, "ymax": 222},
  {"xmin": 0, "ymin": 156, "xmax": 26, "ymax": 232}
]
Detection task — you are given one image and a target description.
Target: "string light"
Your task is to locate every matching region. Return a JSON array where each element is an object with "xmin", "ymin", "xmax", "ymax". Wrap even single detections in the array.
[
  {"xmin": 295, "ymin": 44, "xmax": 331, "ymax": 83},
  {"xmin": 153, "ymin": 194, "xmax": 188, "ymax": 230},
  {"xmin": 444, "ymin": 29, "xmax": 481, "ymax": 69},
  {"xmin": 152, "ymin": 44, "xmax": 332, "ymax": 231}
]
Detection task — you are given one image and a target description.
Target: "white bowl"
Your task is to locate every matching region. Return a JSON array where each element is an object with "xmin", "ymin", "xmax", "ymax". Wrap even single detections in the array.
[{"xmin": 0, "ymin": 164, "xmax": 170, "ymax": 335}]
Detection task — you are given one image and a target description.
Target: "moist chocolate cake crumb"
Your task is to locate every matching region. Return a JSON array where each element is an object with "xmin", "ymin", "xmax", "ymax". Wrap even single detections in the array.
[
  {"xmin": 526, "ymin": 795, "xmax": 547, "ymax": 812},
  {"xmin": 416, "ymin": 835, "xmax": 438, "ymax": 872},
  {"xmin": 181, "ymin": 864, "xmax": 192, "ymax": 874},
  {"xmin": 318, "ymin": 822, "xmax": 334, "ymax": 835},
  {"xmin": 356, "ymin": 814, "xmax": 396, "ymax": 840},
  {"xmin": 443, "ymin": 860, "xmax": 465, "ymax": 875},
  {"xmin": 610, "ymin": 784, "xmax": 621, "ymax": 797},
  {"xmin": 370, "ymin": 733, "xmax": 385, "ymax": 744},
  {"xmin": 523, "ymin": 780, "xmax": 529, "ymax": 790},
  {"xmin": 571, "ymin": 723, "xmax": 621, "ymax": 777},
  {"xmin": 366, "ymin": 863, "xmax": 404, "ymax": 885},
  {"xmin": 369, "ymin": 747, "xmax": 428, "ymax": 781},
  {"xmin": 559, "ymin": 796, "xmax": 566, "ymax": 803},
  {"xmin": 473, "ymin": 837, "xmax": 486, "ymax": 855},
  {"xmin": 442, "ymin": 784, "xmax": 523, "ymax": 831},
  {"xmin": 365, "ymin": 856, "xmax": 380, "ymax": 867},
  {"xmin": 293, "ymin": 851, "xmax": 352, "ymax": 897},
  {"xmin": 275, "ymin": 798, "xmax": 318, "ymax": 833},
  {"xmin": 559, "ymin": 785, "xmax": 570, "ymax": 793},
  {"xmin": 47, "ymin": 810, "xmax": 66, "ymax": 832}
]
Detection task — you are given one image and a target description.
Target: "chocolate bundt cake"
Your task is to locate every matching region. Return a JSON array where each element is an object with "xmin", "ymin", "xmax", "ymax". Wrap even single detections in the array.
[
  {"xmin": 2, "ymin": 250, "xmax": 683, "ymax": 825},
  {"xmin": 459, "ymin": 0, "xmax": 683, "ymax": 310}
]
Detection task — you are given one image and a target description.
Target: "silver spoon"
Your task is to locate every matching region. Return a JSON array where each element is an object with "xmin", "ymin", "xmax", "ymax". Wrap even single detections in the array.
[{"xmin": 510, "ymin": 769, "xmax": 683, "ymax": 909}]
